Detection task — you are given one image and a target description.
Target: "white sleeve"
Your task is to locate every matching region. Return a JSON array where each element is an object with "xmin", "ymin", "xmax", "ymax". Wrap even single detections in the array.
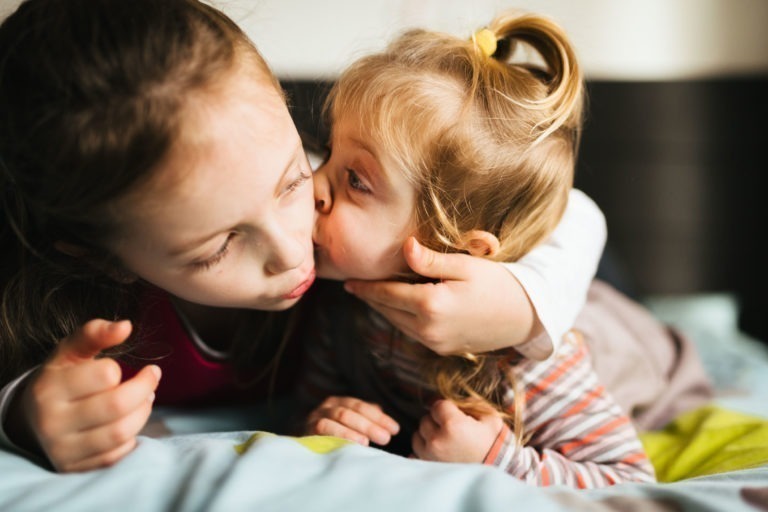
[
  {"xmin": 503, "ymin": 189, "xmax": 607, "ymax": 358},
  {"xmin": 0, "ymin": 367, "xmax": 42, "ymax": 461}
]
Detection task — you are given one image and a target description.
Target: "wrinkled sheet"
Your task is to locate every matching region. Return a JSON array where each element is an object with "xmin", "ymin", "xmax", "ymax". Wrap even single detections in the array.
[{"xmin": 1, "ymin": 293, "xmax": 766, "ymax": 512}]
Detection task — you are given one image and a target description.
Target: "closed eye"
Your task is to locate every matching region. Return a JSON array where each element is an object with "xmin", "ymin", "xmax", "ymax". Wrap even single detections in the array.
[
  {"xmin": 191, "ymin": 232, "xmax": 236, "ymax": 271},
  {"xmin": 286, "ymin": 171, "xmax": 311, "ymax": 194}
]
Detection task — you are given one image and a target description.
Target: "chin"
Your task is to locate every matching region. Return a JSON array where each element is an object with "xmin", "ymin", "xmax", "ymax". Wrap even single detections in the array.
[{"xmin": 253, "ymin": 295, "xmax": 302, "ymax": 311}]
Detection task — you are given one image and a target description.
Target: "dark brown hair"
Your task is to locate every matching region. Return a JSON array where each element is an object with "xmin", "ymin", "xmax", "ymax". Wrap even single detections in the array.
[{"xmin": 0, "ymin": 0, "xmax": 277, "ymax": 386}]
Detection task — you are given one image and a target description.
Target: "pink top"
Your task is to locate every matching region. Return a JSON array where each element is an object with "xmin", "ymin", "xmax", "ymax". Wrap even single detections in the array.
[{"xmin": 119, "ymin": 287, "xmax": 280, "ymax": 406}]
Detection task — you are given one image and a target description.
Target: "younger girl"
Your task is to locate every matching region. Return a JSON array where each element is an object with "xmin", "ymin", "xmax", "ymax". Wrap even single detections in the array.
[
  {"xmin": 0, "ymin": 0, "xmax": 604, "ymax": 473},
  {"xmin": 302, "ymin": 11, "xmax": 655, "ymax": 487}
]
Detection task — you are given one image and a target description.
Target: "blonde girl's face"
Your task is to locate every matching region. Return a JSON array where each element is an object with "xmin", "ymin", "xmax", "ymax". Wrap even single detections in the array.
[
  {"xmin": 109, "ymin": 69, "xmax": 316, "ymax": 310},
  {"xmin": 313, "ymin": 118, "xmax": 417, "ymax": 281}
]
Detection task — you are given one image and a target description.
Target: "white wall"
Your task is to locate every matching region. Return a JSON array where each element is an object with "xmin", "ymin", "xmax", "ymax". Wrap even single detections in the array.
[{"xmin": 2, "ymin": 0, "xmax": 767, "ymax": 80}]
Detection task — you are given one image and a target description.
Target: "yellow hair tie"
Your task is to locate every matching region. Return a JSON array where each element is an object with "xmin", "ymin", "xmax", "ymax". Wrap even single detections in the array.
[{"xmin": 472, "ymin": 28, "xmax": 497, "ymax": 57}]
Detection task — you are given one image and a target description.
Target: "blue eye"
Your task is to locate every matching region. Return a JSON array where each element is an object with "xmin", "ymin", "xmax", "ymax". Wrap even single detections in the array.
[{"xmin": 346, "ymin": 169, "xmax": 370, "ymax": 193}]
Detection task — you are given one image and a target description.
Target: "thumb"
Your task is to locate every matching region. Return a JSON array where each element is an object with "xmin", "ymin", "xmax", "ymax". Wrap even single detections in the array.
[
  {"xmin": 52, "ymin": 318, "xmax": 133, "ymax": 366},
  {"xmin": 402, "ymin": 237, "xmax": 470, "ymax": 281}
]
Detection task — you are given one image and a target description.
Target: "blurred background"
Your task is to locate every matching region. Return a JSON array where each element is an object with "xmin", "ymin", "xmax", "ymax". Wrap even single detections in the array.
[
  {"xmin": 231, "ymin": 0, "xmax": 768, "ymax": 343},
  {"xmin": 1, "ymin": 0, "xmax": 766, "ymax": 342}
]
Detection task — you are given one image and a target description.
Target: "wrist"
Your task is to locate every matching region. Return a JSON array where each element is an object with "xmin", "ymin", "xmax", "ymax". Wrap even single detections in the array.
[
  {"xmin": 483, "ymin": 423, "xmax": 513, "ymax": 466},
  {"xmin": 3, "ymin": 372, "xmax": 45, "ymax": 459}
]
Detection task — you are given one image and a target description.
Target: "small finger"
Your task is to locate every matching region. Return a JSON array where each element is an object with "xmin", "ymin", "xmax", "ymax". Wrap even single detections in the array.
[
  {"xmin": 411, "ymin": 431, "xmax": 426, "ymax": 459},
  {"xmin": 430, "ymin": 399, "xmax": 462, "ymax": 425},
  {"xmin": 71, "ymin": 395, "xmax": 154, "ymax": 461},
  {"xmin": 402, "ymin": 237, "xmax": 470, "ymax": 281},
  {"xmin": 52, "ymin": 319, "xmax": 132, "ymax": 367},
  {"xmin": 336, "ymin": 398, "xmax": 400, "ymax": 436},
  {"xmin": 312, "ymin": 418, "xmax": 370, "ymax": 446},
  {"xmin": 344, "ymin": 279, "xmax": 421, "ymax": 315},
  {"xmin": 74, "ymin": 364, "xmax": 160, "ymax": 429},
  {"xmin": 326, "ymin": 407, "xmax": 393, "ymax": 445},
  {"xmin": 52, "ymin": 357, "xmax": 123, "ymax": 400},
  {"xmin": 418, "ymin": 414, "xmax": 439, "ymax": 441},
  {"xmin": 58, "ymin": 439, "xmax": 138, "ymax": 473}
]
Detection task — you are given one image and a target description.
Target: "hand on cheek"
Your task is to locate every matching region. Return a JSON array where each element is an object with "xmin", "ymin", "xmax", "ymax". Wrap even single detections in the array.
[
  {"xmin": 345, "ymin": 237, "xmax": 538, "ymax": 356},
  {"xmin": 411, "ymin": 399, "xmax": 504, "ymax": 464}
]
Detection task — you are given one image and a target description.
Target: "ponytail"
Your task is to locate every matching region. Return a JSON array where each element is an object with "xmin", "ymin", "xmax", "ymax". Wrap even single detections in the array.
[
  {"xmin": 484, "ymin": 11, "xmax": 584, "ymax": 146},
  {"xmin": 326, "ymin": 9, "xmax": 586, "ymax": 445}
]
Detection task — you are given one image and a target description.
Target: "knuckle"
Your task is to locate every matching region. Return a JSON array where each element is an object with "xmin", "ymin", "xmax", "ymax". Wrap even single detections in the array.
[
  {"xmin": 334, "ymin": 408, "xmax": 353, "ymax": 425},
  {"xmin": 314, "ymin": 418, "xmax": 334, "ymax": 435},
  {"xmin": 441, "ymin": 419, "xmax": 461, "ymax": 437},
  {"xmin": 36, "ymin": 414, "xmax": 62, "ymax": 439},
  {"xmin": 100, "ymin": 444, "xmax": 133, "ymax": 467},
  {"xmin": 95, "ymin": 359, "xmax": 122, "ymax": 387},
  {"xmin": 107, "ymin": 422, "xmax": 135, "ymax": 445},
  {"xmin": 105, "ymin": 394, "xmax": 131, "ymax": 418},
  {"xmin": 321, "ymin": 396, "xmax": 340, "ymax": 408},
  {"xmin": 46, "ymin": 446, "xmax": 68, "ymax": 467}
]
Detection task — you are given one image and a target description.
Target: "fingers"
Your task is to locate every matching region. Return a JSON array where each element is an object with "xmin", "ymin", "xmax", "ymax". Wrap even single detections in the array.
[
  {"xmin": 344, "ymin": 279, "xmax": 424, "ymax": 315},
  {"xmin": 401, "ymin": 237, "xmax": 471, "ymax": 281},
  {"xmin": 61, "ymin": 440, "xmax": 138, "ymax": 473},
  {"xmin": 74, "ymin": 364, "xmax": 161, "ymax": 429},
  {"xmin": 51, "ymin": 358, "xmax": 123, "ymax": 401},
  {"xmin": 307, "ymin": 397, "xmax": 399, "ymax": 446},
  {"xmin": 33, "ymin": 363, "xmax": 160, "ymax": 472},
  {"xmin": 51, "ymin": 396, "xmax": 154, "ymax": 472},
  {"xmin": 412, "ymin": 415, "xmax": 440, "ymax": 461},
  {"xmin": 430, "ymin": 399, "xmax": 463, "ymax": 425},
  {"xmin": 75, "ymin": 396, "xmax": 155, "ymax": 460},
  {"xmin": 310, "ymin": 417, "xmax": 372, "ymax": 446},
  {"xmin": 52, "ymin": 319, "xmax": 132, "ymax": 367}
]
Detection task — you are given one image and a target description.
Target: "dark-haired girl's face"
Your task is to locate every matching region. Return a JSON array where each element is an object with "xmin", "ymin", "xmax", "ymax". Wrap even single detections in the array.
[{"xmin": 109, "ymin": 72, "xmax": 316, "ymax": 310}]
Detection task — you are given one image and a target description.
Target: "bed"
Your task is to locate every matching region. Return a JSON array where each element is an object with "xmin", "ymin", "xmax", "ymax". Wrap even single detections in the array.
[{"xmin": 1, "ymin": 292, "xmax": 766, "ymax": 512}]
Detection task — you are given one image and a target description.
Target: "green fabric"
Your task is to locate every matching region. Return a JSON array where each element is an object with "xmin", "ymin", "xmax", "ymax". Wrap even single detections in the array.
[{"xmin": 640, "ymin": 405, "xmax": 768, "ymax": 482}]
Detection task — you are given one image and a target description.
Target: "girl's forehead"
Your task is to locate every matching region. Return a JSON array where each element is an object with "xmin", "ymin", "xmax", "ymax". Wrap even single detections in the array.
[{"xmin": 112, "ymin": 79, "xmax": 299, "ymax": 234}]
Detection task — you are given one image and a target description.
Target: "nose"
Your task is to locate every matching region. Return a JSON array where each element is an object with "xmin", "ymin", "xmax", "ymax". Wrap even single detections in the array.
[
  {"xmin": 264, "ymin": 226, "xmax": 305, "ymax": 276},
  {"xmin": 314, "ymin": 166, "xmax": 333, "ymax": 214}
]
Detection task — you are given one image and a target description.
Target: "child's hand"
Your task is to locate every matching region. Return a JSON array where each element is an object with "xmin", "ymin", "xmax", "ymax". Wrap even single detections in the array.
[
  {"xmin": 305, "ymin": 396, "xmax": 399, "ymax": 447},
  {"xmin": 411, "ymin": 399, "xmax": 504, "ymax": 463},
  {"xmin": 17, "ymin": 319, "xmax": 161, "ymax": 472},
  {"xmin": 344, "ymin": 237, "xmax": 540, "ymax": 355}
]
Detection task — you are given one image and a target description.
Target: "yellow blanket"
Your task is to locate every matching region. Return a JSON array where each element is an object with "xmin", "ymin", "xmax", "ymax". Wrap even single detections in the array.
[{"xmin": 640, "ymin": 405, "xmax": 768, "ymax": 482}]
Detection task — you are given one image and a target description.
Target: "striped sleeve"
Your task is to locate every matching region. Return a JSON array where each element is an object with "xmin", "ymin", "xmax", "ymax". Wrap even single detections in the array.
[{"xmin": 483, "ymin": 333, "xmax": 656, "ymax": 487}]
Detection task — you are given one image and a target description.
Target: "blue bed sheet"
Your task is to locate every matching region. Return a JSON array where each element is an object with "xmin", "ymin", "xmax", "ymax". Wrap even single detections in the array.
[{"xmin": 1, "ymin": 293, "xmax": 766, "ymax": 512}]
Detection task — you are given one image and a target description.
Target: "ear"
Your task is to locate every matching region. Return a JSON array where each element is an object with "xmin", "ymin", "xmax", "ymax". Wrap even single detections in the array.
[
  {"xmin": 54, "ymin": 240, "xmax": 139, "ymax": 284},
  {"xmin": 461, "ymin": 230, "xmax": 500, "ymax": 257}
]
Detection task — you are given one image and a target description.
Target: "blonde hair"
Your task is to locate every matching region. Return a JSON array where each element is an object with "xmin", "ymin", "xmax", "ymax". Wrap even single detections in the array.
[{"xmin": 327, "ymin": 10, "xmax": 584, "ymax": 444}]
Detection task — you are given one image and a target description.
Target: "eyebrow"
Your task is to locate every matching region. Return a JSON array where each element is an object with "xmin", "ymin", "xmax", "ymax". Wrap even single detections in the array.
[{"xmin": 166, "ymin": 145, "xmax": 302, "ymax": 258}]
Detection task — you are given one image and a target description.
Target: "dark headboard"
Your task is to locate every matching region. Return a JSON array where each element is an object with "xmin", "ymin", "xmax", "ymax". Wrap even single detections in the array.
[{"xmin": 282, "ymin": 78, "xmax": 768, "ymax": 343}]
